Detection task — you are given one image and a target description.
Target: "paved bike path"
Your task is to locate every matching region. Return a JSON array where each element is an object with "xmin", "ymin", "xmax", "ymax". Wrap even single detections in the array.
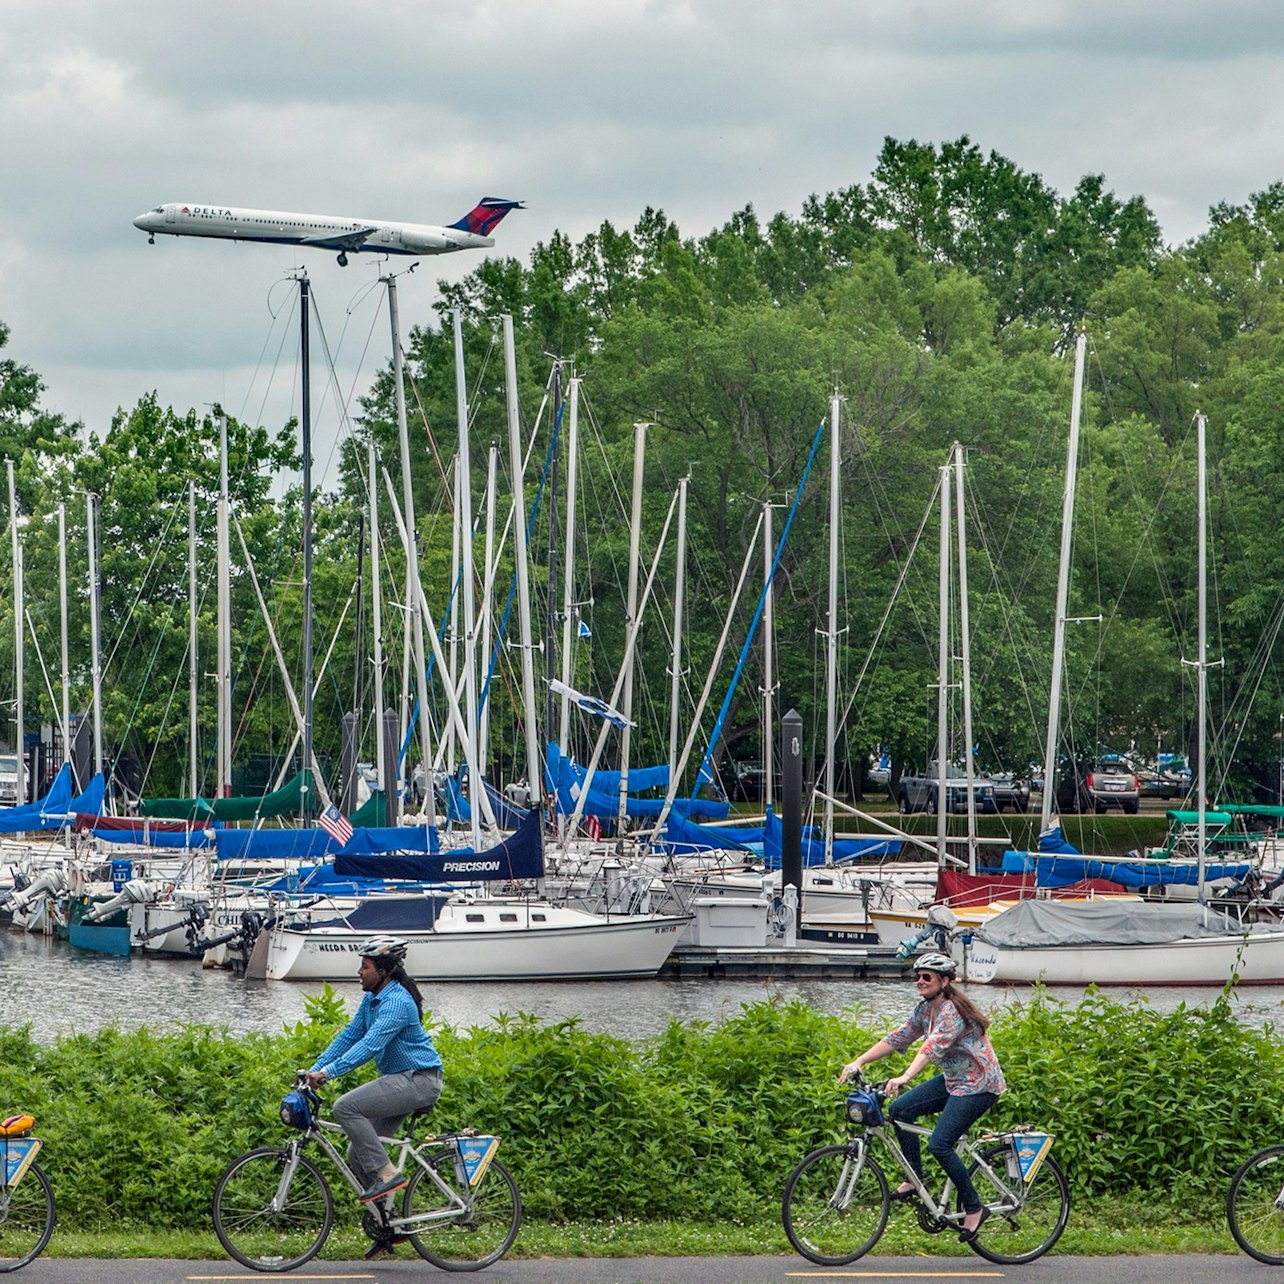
[{"xmin": 16, "ymin": 1255, "xmax": 1252, "ymax": 1282}]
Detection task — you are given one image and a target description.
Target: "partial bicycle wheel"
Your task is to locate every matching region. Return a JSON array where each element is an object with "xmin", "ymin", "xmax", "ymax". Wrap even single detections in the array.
[
  {"xmin": 402, "ymin": 1152, "xmax": 521, "ymax": 1271},
  {"xmin": 781, "ymin": 1142, "xmax": 889, "ymax": 1266},
  {"xmin": 964, "ymin": 1143, "xmax": 1070, "ymax": 1264},
  {"xmin": 211, "ymin": 1146, "xmax": 334, "ymax": 1272},
  {"xmin": 0, "ymin": 1161, "xmax": 56, "ymax": 1273},
  {"xmin": 1228, "ymin": 1144, "xmax": 1284, "ymax": 1264}
]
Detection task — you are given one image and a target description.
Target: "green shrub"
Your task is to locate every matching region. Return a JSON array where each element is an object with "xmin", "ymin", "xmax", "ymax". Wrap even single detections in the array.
[{"xmin": 3, "ymin": 985, "xmax": 1282, "ymax": 1230}]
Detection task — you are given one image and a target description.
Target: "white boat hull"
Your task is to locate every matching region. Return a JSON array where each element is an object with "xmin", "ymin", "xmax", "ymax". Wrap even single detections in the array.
[
  {"xmin": 265, "ymin": 905, "xmax": 692, "ymax": 981},
  {"xmin": 961, "ymin": 926, "xmax": 1284, "ymax": 985}
]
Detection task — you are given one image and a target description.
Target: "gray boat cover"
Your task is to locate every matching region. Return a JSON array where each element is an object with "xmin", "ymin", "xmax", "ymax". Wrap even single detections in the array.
[{"xmin": 973, "ymin": 899, "xmax": 1251, "ymax": 948}]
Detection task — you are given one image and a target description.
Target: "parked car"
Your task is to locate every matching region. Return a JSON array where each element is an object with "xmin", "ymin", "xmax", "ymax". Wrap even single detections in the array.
[
  {"xmin": 867, "ymin": 749, "xmax": 891, "ymax": 790},
  {"xmin": 897, "ymin": 762, "xmax": 998, "ymax": 815},
  {"xmin": 1053, "ymin": 752, "xmax": 1140, "ymax": 815},
  {"xmin": 988, "ymin": 772, "xmax": 1031, "ymax": 814}
]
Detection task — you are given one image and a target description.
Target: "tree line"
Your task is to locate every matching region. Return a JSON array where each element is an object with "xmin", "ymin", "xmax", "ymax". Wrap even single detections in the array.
[{"xmin": 5, "ymin": 134, "xmax": 1284, "ymax": 805}]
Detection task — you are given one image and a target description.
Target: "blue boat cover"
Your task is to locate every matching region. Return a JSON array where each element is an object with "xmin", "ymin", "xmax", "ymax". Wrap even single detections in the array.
[
  {"xmin": 214, "ymin": 821, "xmax": 442, "ymax": 862},
  {"xmin": 0, "ymin": 763, "xmax": 79, "ymax": 832},
  {"xmin": 335, "ymin": 808, "xmax": 544, "ymax": 882},
  {"xmin": 545, "ymin": 742, "xmax": 729, "ymax": 821}
]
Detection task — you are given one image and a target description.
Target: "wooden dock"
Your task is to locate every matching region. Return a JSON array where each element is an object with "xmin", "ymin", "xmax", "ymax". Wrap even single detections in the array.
[{"xmin": 661, "ymin": 942, "xmax": 909, "ymax": 979}]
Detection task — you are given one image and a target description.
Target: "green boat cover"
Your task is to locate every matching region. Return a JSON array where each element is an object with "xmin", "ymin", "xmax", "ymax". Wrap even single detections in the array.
[
  {"xmin": 1165, "ymin": 809, "xmax": 1234, "ymax": 825},
  {"xmin": 142, "ymin": 770, "xmax": 315, "ymax": 821},
  {"xmin": 1223, "ymin": 804, "xmax": 1284, "ymax": 819}
]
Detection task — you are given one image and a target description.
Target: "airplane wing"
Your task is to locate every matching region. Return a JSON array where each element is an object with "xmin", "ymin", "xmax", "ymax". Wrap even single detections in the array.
[{"xmin": 299, "ymin": 226, "xmax": 379, "ymax": 251}]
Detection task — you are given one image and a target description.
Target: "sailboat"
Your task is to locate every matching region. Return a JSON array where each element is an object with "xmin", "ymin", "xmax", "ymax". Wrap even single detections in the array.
[{"xmin": 958, "ymin": 411, "xmax": 1284, "ymax": 985}]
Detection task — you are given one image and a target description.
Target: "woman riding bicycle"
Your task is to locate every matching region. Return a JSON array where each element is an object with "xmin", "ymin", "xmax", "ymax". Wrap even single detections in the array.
[
  {"xmin": 305, "ymin": 935, "xmax": 443, "ymax": 1206},
  {"xmin": 839, "ymin": 951, "xmax": 1005, "ymax": 1242}
]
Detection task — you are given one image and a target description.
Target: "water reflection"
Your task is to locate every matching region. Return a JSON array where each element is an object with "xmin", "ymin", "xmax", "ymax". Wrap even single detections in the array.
[{"xmin": 4, "ymin": 929, "xmax": 1284, "ymax": 1045}]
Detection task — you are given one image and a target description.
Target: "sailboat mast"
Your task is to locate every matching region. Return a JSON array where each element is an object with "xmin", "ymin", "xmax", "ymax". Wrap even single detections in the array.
[
  {"xmin": 7, "ymin": 461, "xmax": 23, "ymax": 801},
  {"xmin": 1196, "ymin": 410, "xmax": 1209, "ymax": 903},
  {"xmin": 502, "ymin": 315, "xmax": 541, "ymax": 805},
  {"xmin": 824, "ymin": 394, "xmax": 841, "ymax": 863},
  {"xmin": 188, "ymin": 480, "xmax": 198, "ymax": 796},
  {"xmin": 953, "ymin": 444, "xmax": 979, "ymax": 874},
  {"xmin": 480, "ymin": 444, "xmax": 498, "ymax": 777},
  {"xmin": 300, "ymin": 275, "xmax": 315, "ymax": 823},
  {"xmin": 217, "ymin": 413, "xmax": 232, "ymax": 798},
  {"xmin": 557, "ymin": 376, "xmax": 581, "ymax": 763},
  {"xmin": 87, "ymin": 490, "xmax": 103, "ymax": 779},
  {"xmin": 1041, "ymin": 332, "xmax": 1088, "ymax": 830},
  {"xmin": 669, "ymin": 476, "xmax": 688, "ymax": 785},
  {"xmin": 368, "ymin": 438, "xmax": 386, "ymax": 792},
  {"xmin": 58, "ymin": 503, "xmax": 70, "ymax": 770},
  {"xmin": 451, "ymin": 310, "xmax": 482, "ymax": 849},
  {"xmin": 935, "ymin": 465, "xmax": 951, "ymax": 864},
  {"xmin": 616, "ymin": 421, "xmax": 647, "ymax": 838},
  {"xmin": 762, "ymin": 499, "xmax": 775, "ymax": 813},
  {"xmin": 544, "ymin": 364, "xmax": 562, "ymax": 754}
]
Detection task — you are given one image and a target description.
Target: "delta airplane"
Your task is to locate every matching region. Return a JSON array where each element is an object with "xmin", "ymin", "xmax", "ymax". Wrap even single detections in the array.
[{"xmin": 132, "ymin": 196, "xmax": 523, "ymax": 266}]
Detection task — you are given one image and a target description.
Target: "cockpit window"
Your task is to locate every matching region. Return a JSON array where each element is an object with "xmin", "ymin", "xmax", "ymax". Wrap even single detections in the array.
[{"xmin": 154, "ymin": 207, "xmax": 165, "ymax": 213}]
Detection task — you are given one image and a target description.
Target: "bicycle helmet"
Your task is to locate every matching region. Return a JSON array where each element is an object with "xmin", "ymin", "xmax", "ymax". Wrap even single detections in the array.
[
  {"xmin": 357, "ymin": 935, "xmax": 409, "ymax": 963},
  {"xmin": 913, "ymin": 951, "xmax": 957, "ymax": 977}
]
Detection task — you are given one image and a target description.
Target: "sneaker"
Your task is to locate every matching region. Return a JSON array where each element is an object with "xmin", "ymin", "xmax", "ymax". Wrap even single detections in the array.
[
  {"xmin": 359, "ymin": 1173, "xmax": 409, "ymax": 1204},
  {"xmin": 363, "ymin": 1235, "xmax": 409, "ymax": 1261}
]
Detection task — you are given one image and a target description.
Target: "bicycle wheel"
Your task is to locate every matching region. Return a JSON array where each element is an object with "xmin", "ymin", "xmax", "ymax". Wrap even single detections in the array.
[
  {"xmin": 0, "ymin": 1161, "xmax": 56, "ymax": 1272},
  {"xmin": 781, "ymin": 1142, "xmax": 889, "ymax": 1266},
  {"xmin": 964, "ymin": 1143, "xmax": 1070, "ymax": 1264},
  {"xmin": 1228, "ymin": 1144, "xmax": 1284, "ymax": 1264},
  {"xmin": 211, "ymin": 1146, "xmax": 334, "ymax": 1272},
  {"xmin": 402, "ymin": 1151, "xmax": 521, "ymax": 1271}
]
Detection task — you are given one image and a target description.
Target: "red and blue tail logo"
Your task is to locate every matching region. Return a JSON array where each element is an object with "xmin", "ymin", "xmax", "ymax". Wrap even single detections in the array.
[{"xmin": 449, "ymin": 197, "xmax": 524, "ymax": 236}]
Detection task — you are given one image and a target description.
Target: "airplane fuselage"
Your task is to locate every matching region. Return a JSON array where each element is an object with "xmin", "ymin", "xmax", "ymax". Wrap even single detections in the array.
[{"xmin": 133, "ymin": 199, "xmax": 518, "ymax": 260}]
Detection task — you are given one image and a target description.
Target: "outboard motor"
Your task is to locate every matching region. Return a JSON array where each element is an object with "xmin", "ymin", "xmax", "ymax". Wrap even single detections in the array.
[
  {"xmin": 9, "ymin": 868, "xmax": 68, "ymax": 913},
  {"xmin": 896, "ymin": 904, "xmax": 960, "ymax": 959},
  {"xmin": 81, "ymin": 877, "xmax": 156, "ymax": 924}
]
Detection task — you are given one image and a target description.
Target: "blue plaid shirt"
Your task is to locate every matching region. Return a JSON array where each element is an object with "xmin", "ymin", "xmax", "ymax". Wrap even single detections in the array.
[{"xmin": 311, "ymin": 980, "xmax": 442, "ymax": 1080}]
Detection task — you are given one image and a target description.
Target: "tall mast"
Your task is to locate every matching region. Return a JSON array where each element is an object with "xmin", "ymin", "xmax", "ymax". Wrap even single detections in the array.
[
  {"xmin": 386, "ymin": 273, "xmax": 433, "ymax": 823},
  {"xmin": 669, "ymin": 476, "xmax": 689, "ymax": 784},
  {"xmin": 58, "ymin": 503, "xmax": 70, "ymax": 770},
  {"xmin": 1196, "ymin": 411, "xmax": 1210, "ymax": 904},
  {"xmin": 300, "ymin": 275, "xmax": 314, "ymax": 822},
  {"xmin": 557, "ymin": 376, "xmax": 581, "ymax": 760},
  {"xmin": 935, "ymin": 465, "xmax": 951, "ymax": 865},
  {"xmin": 86, "ymin": 490, "xmax": 104, "ymax": 780},
  {"xmin": 616, "ymin": 421, "xmax": 647, "ymax": 839},
  {"xmin": 480, "ymin": 443, "xmax": 498, "ymax": 778},
  {"xmin": 503, "ymin": 315, "xmax": 541, "ymax": 804},
  {"xmin": 953, "ymin": 444, "xmax": 978, "ymax": 874},
  {"xmin": 188, "ymin": 479, "xmax": 198, "ymax": 796},
  {"xmin": 544, "ymin": 364, "xmax": 562, "ymax": 751},
  {"xmin": 452, "ymin": 309, "xmax": 481, "ymax": 848},
  {"xmin": 368, "ymin": 438, "xmax": 386, "ymax": 794},
  {"xmin": 762, "ymin": 499, "xmax": 775, "ymax": 812},
  {"xmin": 824, "ymin": 393, "xmax": 841, "ymax": 862},
  {"xmin": 7, "ymin": 461, "xmax": 22, "ymax": 801},
  {"xmin": 217, "ymin": 413, "xmax": 232, "ymax": 798},
  {"xmin": 1041, "ymin": 332, "xmax": 1088, "ymax": 830},
  {"xmin": 445, "ymin": 458, "xmax": 461, "ymax": 773}
]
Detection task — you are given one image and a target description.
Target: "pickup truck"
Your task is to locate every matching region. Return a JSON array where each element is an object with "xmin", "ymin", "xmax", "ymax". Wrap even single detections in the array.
[{"xmin": 896, "ymin": 762, "xmax": 998, "ymax": 815}]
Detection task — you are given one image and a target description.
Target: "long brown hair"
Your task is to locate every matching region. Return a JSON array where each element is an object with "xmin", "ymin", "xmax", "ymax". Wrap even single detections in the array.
[{"xmin": 940, "ymin": 979, "xmax": 990, "ymax": 1034}]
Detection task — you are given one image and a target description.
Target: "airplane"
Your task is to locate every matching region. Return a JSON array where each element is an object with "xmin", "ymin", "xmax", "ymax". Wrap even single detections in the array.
[{"xmin": 132, "ymin": 196, "xmax": 524, "ymax": 266}]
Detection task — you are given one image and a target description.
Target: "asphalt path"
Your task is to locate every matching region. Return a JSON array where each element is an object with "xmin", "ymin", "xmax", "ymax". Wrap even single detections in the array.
[{"xmin": 15, "ymin": 1256, "xmax": 1261, "ymax": 1282}]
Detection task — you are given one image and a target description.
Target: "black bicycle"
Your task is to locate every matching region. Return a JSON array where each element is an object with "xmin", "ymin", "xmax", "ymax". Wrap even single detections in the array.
[{"xmin": 0, "ymin": 1113, "xmax": 55, "ymax": 1273}]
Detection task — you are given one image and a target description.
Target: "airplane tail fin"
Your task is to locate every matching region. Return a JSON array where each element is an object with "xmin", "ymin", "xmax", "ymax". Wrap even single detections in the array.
[{"xmin": 449, "ymin": 197, "xmax": 525, "ymax": 237}]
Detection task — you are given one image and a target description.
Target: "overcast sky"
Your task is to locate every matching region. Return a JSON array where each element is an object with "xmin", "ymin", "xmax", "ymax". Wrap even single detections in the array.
[{"xmin": 2, "ymin": 0, "xmax": 1282, "ymax": 487}]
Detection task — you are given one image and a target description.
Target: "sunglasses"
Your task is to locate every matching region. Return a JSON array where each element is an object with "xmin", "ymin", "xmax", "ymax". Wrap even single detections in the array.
[{"xmin": 914, "ymin": 972, "xmax": 943, "ymax": 982}]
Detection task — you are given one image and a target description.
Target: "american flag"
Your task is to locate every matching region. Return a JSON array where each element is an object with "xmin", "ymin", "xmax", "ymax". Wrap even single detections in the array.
[{"xmin": 318, "ymin": 803, "xmax": 353, "ymax": 846}]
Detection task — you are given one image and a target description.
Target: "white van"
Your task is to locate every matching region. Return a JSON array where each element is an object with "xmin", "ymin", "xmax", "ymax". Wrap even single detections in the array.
[{"xmin": 0, "ymin": 755, "xmax": 22, "ymax": 807}]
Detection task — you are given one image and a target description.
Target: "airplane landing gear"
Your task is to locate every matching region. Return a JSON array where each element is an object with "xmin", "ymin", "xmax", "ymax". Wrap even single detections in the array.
[
  {"xmin": 148, "ymin": 235, "xmax": 155, "ymax": 244},
  {"xmin": 336, "ymin": 251, "xmax": 348, "ymax": 267}
]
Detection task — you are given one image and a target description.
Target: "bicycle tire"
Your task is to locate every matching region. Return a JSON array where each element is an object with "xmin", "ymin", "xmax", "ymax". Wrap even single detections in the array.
[
  {"xmin": 211, "ymin": 1146, "xmax": 334, "ymax": 1272},
  {"xmin": 964, "ymin": 1142, "xmax": 1070, "ymax": 1264},
  {"xmin": 402, "ymin": 1152, "xmax": 521, "ymax": 1271},
  {"xmin": 781, "ymin": 1142, "xmax": 889, "ymax": 1265},
  {"xmin": 0, "ymin": 1160, "xmax": 56, "ymax": 1273},
  {"xmin": 1228, "ymin": 1144, "xmax": 1284, "ymax": 1264}
]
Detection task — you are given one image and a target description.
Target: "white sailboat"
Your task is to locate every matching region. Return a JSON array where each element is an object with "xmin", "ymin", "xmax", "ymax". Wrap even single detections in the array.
[{"xmin": 959, "ymin": 410, "xmax": 1284, "ymax": 985}]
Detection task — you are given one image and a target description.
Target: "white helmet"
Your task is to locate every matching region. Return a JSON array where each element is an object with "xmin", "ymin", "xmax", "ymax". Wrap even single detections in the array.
[
  {"xmin": 358, "ymin": 935, "xmax": 409, "ymax": 963},
  {"xmin": 913, "ymin": 951, "xmax": 957, "ymax": 977}
]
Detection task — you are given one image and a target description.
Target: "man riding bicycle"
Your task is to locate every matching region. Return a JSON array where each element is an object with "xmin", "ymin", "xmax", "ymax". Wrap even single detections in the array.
[{"xmin": 305, "ymin": 936, "xmax": 442, "ymax": 1211}]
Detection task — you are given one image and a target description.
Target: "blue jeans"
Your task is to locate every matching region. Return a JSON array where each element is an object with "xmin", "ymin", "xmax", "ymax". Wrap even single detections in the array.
[
  {"xmin": 886, "ymin": 1075, "xmax": 997, "ymax": 1214},
  {"xmin": 333, "ymin": 1067, "xmax": 443, "ymax": 1186}
]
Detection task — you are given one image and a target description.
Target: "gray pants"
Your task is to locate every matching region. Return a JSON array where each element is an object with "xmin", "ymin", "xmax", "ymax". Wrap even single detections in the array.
[{"xmin": 333, "ymin": 1067, "xmax": 443, "ymax": 1186}]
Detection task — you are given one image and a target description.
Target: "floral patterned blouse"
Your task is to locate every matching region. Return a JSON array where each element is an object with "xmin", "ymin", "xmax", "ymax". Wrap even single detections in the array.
[{"xmin": 884, "ymin": 998, "xmax": 1006, "ymax": 1096}]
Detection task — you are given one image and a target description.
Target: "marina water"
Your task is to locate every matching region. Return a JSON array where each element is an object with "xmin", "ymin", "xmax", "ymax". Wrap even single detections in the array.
[{"xmin": 6, "ymin": 930, "xmax": 1284, "ymax": 1044}]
